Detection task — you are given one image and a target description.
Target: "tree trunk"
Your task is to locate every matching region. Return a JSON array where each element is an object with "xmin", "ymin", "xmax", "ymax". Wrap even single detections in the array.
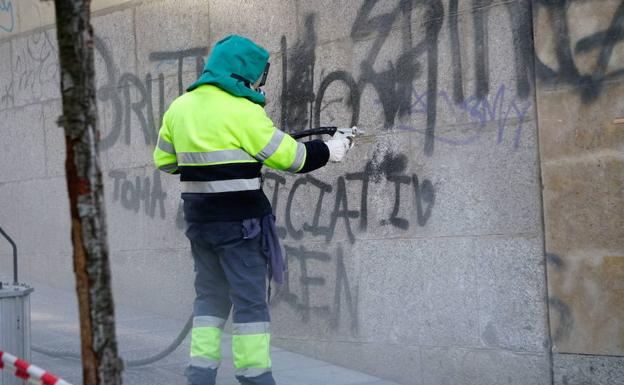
[{"xmin": 52, "ymin": 0, "xmax": 123, "ymax": 384}]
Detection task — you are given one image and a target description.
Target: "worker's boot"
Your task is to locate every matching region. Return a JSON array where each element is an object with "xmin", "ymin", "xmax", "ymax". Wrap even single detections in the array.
[{"xmin": 236, "ymin": 371, "xmax": 276, "ymax": 385}]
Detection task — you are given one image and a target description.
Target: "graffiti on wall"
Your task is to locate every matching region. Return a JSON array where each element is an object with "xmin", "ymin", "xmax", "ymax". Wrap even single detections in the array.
[
  {"xmin": 534, "ymin": 1, "xmax": 624, "ymax": 103},
  {"xmin": 265, "ymin": 151, "xmax": 436, "ymax": 333},
  {"xmin": 0, "ymin": 80, "xmax": 12, "ymax": 108},
  {"xmin": 94, "ymin": 35, "xmax": 207, "ymax": 150},
  {"xmin": 274, "ymin": 244, "xmax": 359, "ymax": 335},
  {"xmin": 11, "ymin": 30, "xmax": 58, "ymax": 105},
  {"xmin": 397, "ymin": 83, "xmax": 533, "ymax": 149},
  {"xmin": 108, "ymin": 169, "xmax": 167, "ymax": 219},
  {"xmin": 0, "ymin": 0, "xmax": 14, "ymax": 33},
  {"xmin": 281, "ymin": 0, "xmax": 535, "ymax": 155},
  {"xmin": 265, "ymin": 152, "xmax": 435, "ymax": 244},
  {"xmin": 546, "ymin": 252, "xmax": 624, "ymax": 352}
]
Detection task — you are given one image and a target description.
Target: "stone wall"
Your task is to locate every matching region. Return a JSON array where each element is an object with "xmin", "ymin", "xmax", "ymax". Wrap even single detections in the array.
[
  {"xmin": 533, "ymin": 1, "xmax": 624, "ymax": 384},
  {"xmin": 0, "ymin": 1, "xmax": 621, "ymax": 384}
]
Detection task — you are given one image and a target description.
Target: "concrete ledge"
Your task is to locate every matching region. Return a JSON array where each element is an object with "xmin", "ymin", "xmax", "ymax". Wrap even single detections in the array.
[{"xmin": 553, "ymin": 353, "xmax": 624, "ymax": 385}]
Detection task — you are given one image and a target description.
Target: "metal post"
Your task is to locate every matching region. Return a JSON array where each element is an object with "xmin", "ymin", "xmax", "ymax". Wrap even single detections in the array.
[{"xmin": 0, "ymin": 227, "xmax": 17, "ymax": 285}]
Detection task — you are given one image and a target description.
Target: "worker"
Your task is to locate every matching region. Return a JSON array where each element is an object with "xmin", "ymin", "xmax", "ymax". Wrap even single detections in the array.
[{"xmin": 153, "ymin": 35, "xmax": 354, "ymax": 385}]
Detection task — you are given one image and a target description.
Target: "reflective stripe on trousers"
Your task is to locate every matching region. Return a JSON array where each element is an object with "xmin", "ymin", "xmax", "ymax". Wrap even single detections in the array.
[
  {"xmin": 233, "ymin": 322, "xmax": 271, "ymax": 378},
  {"xmin": 189, "ymin": 316, "xmax": 226, "ymax": 369},
  {"xmin": 186, "ymin": 220, "xmax": 275, "ymax": 385}
]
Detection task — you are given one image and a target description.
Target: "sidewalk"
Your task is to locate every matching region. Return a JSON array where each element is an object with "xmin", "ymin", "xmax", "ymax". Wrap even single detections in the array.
[{"xmin": 28, "ymin": 283, "xmax": 399, "ymax": 385}]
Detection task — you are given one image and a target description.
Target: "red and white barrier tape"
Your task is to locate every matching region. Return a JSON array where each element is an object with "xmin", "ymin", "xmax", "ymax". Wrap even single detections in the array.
[{"xmin": 0, "ymin": 350, "xmax": 72, "ymax": 385}]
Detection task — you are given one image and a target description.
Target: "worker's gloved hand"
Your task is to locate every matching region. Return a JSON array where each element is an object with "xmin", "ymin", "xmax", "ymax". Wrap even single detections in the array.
[
  {"xmin": 335, "ymin": 126, "xmax": 357, "ymax": 149},
  {"xmin": 325, "ymin": 136, "xmax": 351, "ymax": 162}
]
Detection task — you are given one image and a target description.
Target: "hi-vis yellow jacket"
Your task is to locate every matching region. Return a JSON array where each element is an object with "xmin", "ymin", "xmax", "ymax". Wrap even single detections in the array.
[{"xmin": 153, "ymin": 84, "xmax": 329, "ymax": 222}]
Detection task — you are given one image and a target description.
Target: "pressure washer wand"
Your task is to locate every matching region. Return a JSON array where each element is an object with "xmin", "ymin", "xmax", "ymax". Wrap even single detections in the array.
[
  {"xmin": 290, "ymin": 126, "xmax": 338, "ymax": 139},
  {"xmin": 290, "ymin": 126, "xmax": 364, "ymax": 140}
]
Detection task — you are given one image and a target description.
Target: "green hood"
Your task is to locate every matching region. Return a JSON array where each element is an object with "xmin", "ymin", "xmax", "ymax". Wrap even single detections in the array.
[{"xmin": 187, "ymin": 35, "xmax": 269, "ymax": 105}]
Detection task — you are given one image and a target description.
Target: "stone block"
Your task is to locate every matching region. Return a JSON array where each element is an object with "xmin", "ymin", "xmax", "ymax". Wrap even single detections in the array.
[
  {"xmin": 27, "ymin": 250, "xmax": 71, "ymax": 290},
  {"xmin": 542, "ymin": 157, "xmax": 624, "ymax": 256},
  {"xmin": 208, "ymin": 0, "xmax": 298, "ymax": 54},
  {"xmin": 355, "ymin": 237, "xmax": 480, "ymax": 348},
  {"xmin": 291, "ymin": 40, "xmax": 356, "ymax": 131},
  {"xmin": 92, "ymin": 7, "xmax": 136, "ymax": 90},
  {"xmin": 42, "ymin": 99, "xmax": 64, "ymax": 177},
  {"xmin": 0, "ymin": 104, "xmax": 46, "ymax": 183},
  {"xmin": 13, "ymin": 0, "xmax": 55, "ymax": 34},
  {"xmin": 421, "ymin": 347, "xmax": 550, "ymax": 385},
  {"xmin": 537, "ymin": 82, "xmax": 624, "ymax": 161},
  {"xmin": 135, "ymin": 0, "xmax": 211, "ymax": 78},
  {"xmin": 547, "ymin": 253, "xmax": 624, "ymax": 355},
  {"xmin": 534, "ymin": 0, "xmax": 624, "ymax": 84},
  {"xmin": 542, "ymin": 114, "xmax": 624, "ymax": 355},
  {"xmin": 272, "ymin": 338, "xmax": 421, "ymax": 385},
  {"xmin": 553, "ymin": 353, "xmax": 624, "ymax": 385},
  {"xmin": 271, "ymin": 240, "xmax": 360, "ymax": 340},
  {"xmin": 109, "ymin": 247, "xmax": 195, "ymax": 317},
  {"xmin": 97, "ymin": 85, "xmax": 159, "ymax": 171},
  {"xmin": 96, "ymin": 71, "xmax": 185, "ymax": 170},
  {"xmin": 92, "ymin": 0, "xmax": 133, "ymax": 12},
  {"xmin": 406, "ymin": 118, "xmax": 541, "ymax": 233},
  {"xmin": 476, "ymin": 235, "xmax": 549, "ymax": 352},
  {"xmin": 297, "ymin": 0, "xmax": 392, "ymax": 46},
  {"xmin": 0, "ymin": 0, "xmax": 16, "ymax": 37},
  {"xmin": 0, "ymin": 41, "xmax": 13, "ymax": 111},
  {"xmin": 104, "ymin": 165, "xmax": 186, "ymax": 253},
  {"xmin": 469, "ymin": 1, "xmax": 534, "ymax": 97},
  {"xmin": 10, "ymin": 28, "xmax": 60, "ymax": 107},
  {"xmin": 43, "ymin": 252, "xmax": 74, "ymax": 291},
  {"xmin": 0, "ymin": 177, "xmax": 71, "ymax": 261},
  {"xmin": 92, "ymin": 8, "xmax": 141, "ymax": 165}
]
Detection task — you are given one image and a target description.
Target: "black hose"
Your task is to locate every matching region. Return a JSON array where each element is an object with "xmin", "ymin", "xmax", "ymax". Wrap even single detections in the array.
[
  {"xmin": 290, "ymin": 126, "xmax": 337, "ymax": 139},
  {"xmin": 125, "ymin": 314, "xmax": 192, "ymax": 367},
  {"xmin": 32, "ymin": 314, "xmax": 193, "ymax": 367},
  {"xmin": 0, "ymin": 226, "xmax": 18, "ymax": 284}
]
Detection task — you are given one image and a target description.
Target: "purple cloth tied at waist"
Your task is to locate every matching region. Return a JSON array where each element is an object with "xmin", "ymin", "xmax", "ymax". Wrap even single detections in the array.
[{"xmin": 242, "ymin": 214, "xmax": 285, "ymax": 284}]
